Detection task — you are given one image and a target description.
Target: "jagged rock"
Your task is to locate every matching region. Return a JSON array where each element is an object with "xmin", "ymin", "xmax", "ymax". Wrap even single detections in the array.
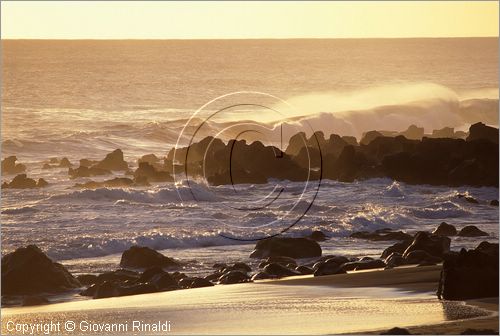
[
  {"xmin": 250, "ymin": 237, "xmax": 322, "ymax": 259},
  {"xmin": 2, "ymin": 174, "xmax": 45, "ymax": 189},
  {"xmin": 437, "ymin": 242, "xmax": 499, "ymax": 300},
  {"xmin": 68, "ymin": 166, "xmax": 111, "ymax": 179},
  {"xmin": 403, "ymin": 232, "xmax": 450, "ymax": 258},
  {"xmin": 400, "ymin": 125, "xmax": 424, "ymax": 140},
  {"xmin": 458, "ymin": 225, "xmax": 489, "ymax": 237},
  {"xmin": 466, "ymin": 122, "xmax": 499, "ymax": 144},
  {"xmin": 93, "ymin": 149, "xmax": 128, "ymax": 171},
  {"xmin": 361, "ymin": 131, "xmax": 384, "ymax": 145},
  {"xmin": 133, "ymin": 162, "xmax": 173, "ymax": 182},
  {"xmin": 120, "ymin": 246, "xmax": 180, "ymax": 269},
  {"xmin": 432, "ymin": 222, "xmax": 457, "ymax": 236},
  {"xmin": 1, "ymin": 245, "xmax": 80, "ymax": 295},
  {"xmin": 381, "ymin": 240, "xmax": 412, "ymax": 259},
  {"xmin": 59, "ymin": 157, "xmax": 72, "ymax": 168},
  {"xmin": 2, "ymin": 156, "xmax": 26, "ymax": 174}
]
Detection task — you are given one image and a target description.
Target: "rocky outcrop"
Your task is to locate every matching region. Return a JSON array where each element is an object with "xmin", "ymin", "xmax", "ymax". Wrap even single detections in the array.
[
  {"xmin": 250, "ymin": 237, "xmax": 322, "ymax": 259},
  {"xmin": 437, "ymin": 242, "xmax": 499, "ymax": 300},
  {"xmin": 120, "ymin": 246, "xmax": 180, "ymax": 269},
  {"xmin": 466, "ymin": 122, "xmax": 499, "ymax": 144},
  {"xmin": 403, "ymin": 232, "xmax": 450, "ymax": 258},
  {"xmin": 2, "ymin": 156, "xmax": 26, "ymax": 174},
  {"xmin": 2, "ymin": 174, "xmax": 48, "ymax": 189},
  {"xmin": 457, "ymin": 225, "xmax": 489, "ymax": 237},
  {"xmin": 93, "ymin": 149, "xmax": 128, "ymax": 171},
  {"xmin": 432, "ymin": 222, "xmax": 457, "ymax": 236},
  {"xmin": 133, "ymin": 162, "xmax": 173, "ymax": 182},
  {"xmin": 68, "ymin": 166, "xmax": 111, "ymax": 179},
  {"xmin": 1, "ymin": 245, "xmax": 80, "ymax": 295}
]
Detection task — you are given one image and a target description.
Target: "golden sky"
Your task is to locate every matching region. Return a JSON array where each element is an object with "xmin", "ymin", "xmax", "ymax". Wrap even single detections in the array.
[{"xmin": 1, "ymin": 1, "xmax": 498, "ymax": 39}]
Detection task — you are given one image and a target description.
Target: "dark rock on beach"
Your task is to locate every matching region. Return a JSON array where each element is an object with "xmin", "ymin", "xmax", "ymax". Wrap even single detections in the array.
[
  {"xmin": 263, "ymin": 263, "xmax": 300, "ymax": 278},
  {"xmin": 437, "ymin": 241, "xmax": 499, "ymax": 300},
  {"xmin": 457, "ymin": 225, "xmax": 489, "ymax": 237},
  {"xmin": 218, "ymin": 270, "xmax": 251, "ymax": 284},
  {"xmin": 250, "ymin": 237, "xmax": 322, "ymax": 259},
  {"xmin": 466, "ymin": 122, "xmax": 499, "ymax": 144},
  {"xmin": 1, "ymin": 245, "xmax": 80, "ymax": 295},
  {"xmin": 313, "ymin": 259, "xmax": 346, "ymax": 277},
  {"xmin": 402, "ymin": 231, "xmax": 450, "ymax": 258},
  {"xmin": 120, "ymin": 246, "xmax": 180, "ymax": 269},
  {"xmin": 380, "ymin": 327, "xmax": 412, "ymax": 335},
  {"xmin": 490, "ymin": 200, "xmax": 499, "ymax": 206}
]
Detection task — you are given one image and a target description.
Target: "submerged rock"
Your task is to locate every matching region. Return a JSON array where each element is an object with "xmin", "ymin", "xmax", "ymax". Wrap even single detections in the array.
[{"xmin": 1, "ymin": 245, "xmax": 80, "ymax": 295}]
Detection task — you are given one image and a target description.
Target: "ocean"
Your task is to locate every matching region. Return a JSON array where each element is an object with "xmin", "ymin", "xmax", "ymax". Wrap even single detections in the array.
[{"xmin": 1, "ymin": 38, "xmax": 498, "ymax": 280}]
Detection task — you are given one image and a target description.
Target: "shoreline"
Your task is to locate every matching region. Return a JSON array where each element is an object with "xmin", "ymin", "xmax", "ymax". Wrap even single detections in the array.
[{"xmin": 3, "ymin": 266, "xmax": 498, "ymax": 335}]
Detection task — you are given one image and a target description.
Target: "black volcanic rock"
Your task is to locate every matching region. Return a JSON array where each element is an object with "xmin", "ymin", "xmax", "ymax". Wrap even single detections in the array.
[
  {"xmin": 263, "ymin": 263, "xmax": 300, "ymax": 278},
  {"xmin": 250, "ymin": 237, "xmax": 322, "ymax": 259},
  {"xmin": 1, "ymin": 245, "xmax": 80, "ymax": 295},
  {"xmin": 437, "ymin": 242, "xmax": 499, "ymax": 300},
  {"xmin": 120, "ymin": 246, "xmax": 180, "ymax": 269},
  {"xmin": 403, "ymin": 232, "xmax": 450, "ymax": 258},
  {"xmin": 432, "ymin": 222, "xmax": 457, "ymax": 236},
  {"xmin": 1, "ymin": 156, "xmax": 26, "ymax": 175},
  {"xmin": 457, "ymin": 225, "xmax": 489, "ymax": 237},
  {"xmin": 466, "ymin": 122, "xmax": 499, "ymax": 144},
  {"xmin": 381, "ymin": 240, "xmax": 412, "ymax": 259}
]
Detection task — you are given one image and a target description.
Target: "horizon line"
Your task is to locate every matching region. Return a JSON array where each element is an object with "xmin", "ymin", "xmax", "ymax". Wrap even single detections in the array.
[{"xmin": 2, "ymin": 36, "xmax": 498, "ymax": 41}]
